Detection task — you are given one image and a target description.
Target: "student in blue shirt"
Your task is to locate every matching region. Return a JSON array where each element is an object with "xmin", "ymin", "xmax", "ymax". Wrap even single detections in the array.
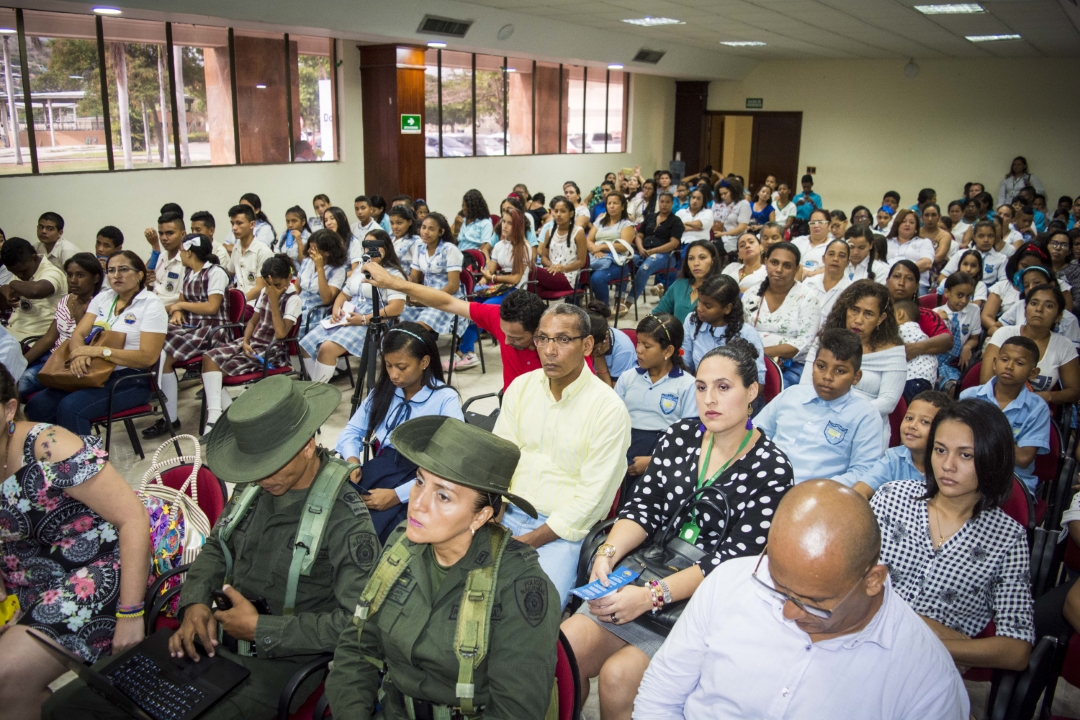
[
  {"xmin": 588, "ymin": 301, "xmax": 637, "ymax": 387},
  {"xmin": 616, "ymin": 313, "xmax": 697, "ymax": 487},
  {"xmin": 370, "ymin": 194, "xmax": 393, "ymax": 235},
  {"xmin": 959, "ymin": 335, "xmax": 1050, "ymax": 492},
  {"xmin": 681, "ymin": 274, "xmax": 766, "ymax": 382},
  {"xmin": 794, "ymin": 174, "xmax": 822, "ymax": 221},
  {"xmin": 855, "ymin": 390, "xmax": 954, "ymax": 499},
  {"xmin": 753, "ymin": 327, "xmax": 884, "ymax": 487},
  {"xmin": 335, "ymin": 322, "xmax": 463, "ymax": 541},
  {"xmin": 453, "ymin": 188, "xmax": 496, "ymax": 253}
]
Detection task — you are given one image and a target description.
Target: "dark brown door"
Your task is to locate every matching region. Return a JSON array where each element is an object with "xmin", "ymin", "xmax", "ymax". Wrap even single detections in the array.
[
  {"xmin": 749, "ymin": 114, "xmax": 802, "ymax": 192},
  {"xmin": 672, "ymin": 81, "xmax": 709, "ymax": 175}
]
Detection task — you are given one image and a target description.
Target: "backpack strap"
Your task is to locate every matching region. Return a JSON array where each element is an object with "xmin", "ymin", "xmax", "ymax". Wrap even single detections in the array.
[
  {"xmin": 454, "ymin": 524, "xmax": 511, "ymax": 716},
  {"xmin": 353, "ymin": 532, "xmax": 414, "ymax": 671},
  {"xmin": 283, "ymin": 457, "xmax": 356, "ymax": 616},
  {"xmin": 218, "ymin": 484, "xmax": 262, "ymax": 585}
]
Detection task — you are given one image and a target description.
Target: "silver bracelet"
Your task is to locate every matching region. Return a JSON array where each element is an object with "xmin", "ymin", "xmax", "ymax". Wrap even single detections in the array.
[{"xmin": 658, "ymin": 579, "xmax": 673, "ymax": 605}]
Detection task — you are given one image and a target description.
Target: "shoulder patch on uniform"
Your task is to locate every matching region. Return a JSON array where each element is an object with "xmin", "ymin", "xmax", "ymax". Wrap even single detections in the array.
[
  {"xmin": 341, "ymin": 489, "xmax": 369, "ymax": 518},
  {"xmin": 387, "ymin": 574, "xmax": 416, "ymax": 606},
  {"xmin": 348, "ymin": 532, "xmax": 380, "ymax": 572},
  {"xmin": 514, "ymin": 576, "xmax": 548, "ymax": 628}
]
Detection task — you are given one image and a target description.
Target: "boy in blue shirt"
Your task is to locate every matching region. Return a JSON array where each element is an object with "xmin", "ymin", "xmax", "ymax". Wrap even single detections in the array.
[
  {"xmin": 753, "ymin": 327, "xmax": 884, "ymax": 487},
  {"xmin": 794, "ymin": 174, "xmax": 823, "ymax": 221},
  {"xmin": 959, "ymin": 335, "xmax": 1050, "ymax": 491},
  {"xmin": 855, "ymin": 390, "xmax": 953, "ymax": 500}
]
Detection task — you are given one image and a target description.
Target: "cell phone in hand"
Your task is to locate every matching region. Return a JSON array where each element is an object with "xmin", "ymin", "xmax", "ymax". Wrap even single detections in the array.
[{"xmin": 210, "ymin": 589, "xmax": 232, "ymax": 611}]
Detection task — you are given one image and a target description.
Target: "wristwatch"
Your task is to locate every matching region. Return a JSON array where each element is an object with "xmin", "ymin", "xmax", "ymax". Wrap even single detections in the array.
[
  {"xmin": 595, "ymin": 543, "xmax": 616, "ymax": 559},
  {"xmin": 102, "ymin": 348, "xmax": 112, "ymax": 358}
]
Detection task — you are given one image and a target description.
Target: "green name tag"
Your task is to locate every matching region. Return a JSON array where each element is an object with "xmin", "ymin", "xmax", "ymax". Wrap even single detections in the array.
[{"xmin": 679, "ymin": 522, "xmax": 700, "ymax": 544}]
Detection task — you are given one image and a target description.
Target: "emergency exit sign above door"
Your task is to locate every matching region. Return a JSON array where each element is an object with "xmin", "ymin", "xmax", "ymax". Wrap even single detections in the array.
[{"xmin": 745, "ymin": 98, "xmax": 763, "ymax": 109}]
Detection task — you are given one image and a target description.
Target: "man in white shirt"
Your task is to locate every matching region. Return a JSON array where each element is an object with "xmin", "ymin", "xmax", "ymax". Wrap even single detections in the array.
[
  {"xmin": 634, "ymin": 480, "xmax": 969, "ymax": 720},
  {"xmin": 229, "ymin": 204, "xmax": 273, "ymax": 311},
  {"xmin": 151, "ymin": 212, "xmax": 186, "ymax": 307},
  {"xmin": 34, "ymin": 211, "xmax": 79, "ymax": 270}
]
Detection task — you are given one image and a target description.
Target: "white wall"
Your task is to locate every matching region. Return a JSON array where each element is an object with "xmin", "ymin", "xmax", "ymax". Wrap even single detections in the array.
[
  {"xmin": 423, "ymin": 73, "xmax": 676, "ymax": 214},
  {"xmin": 708, "ymin": 58, "xmax": 1080, "ymax": 214},
  {"xmin": 0, "ymin": 62, "xmax": 675, "ymax": 252}
]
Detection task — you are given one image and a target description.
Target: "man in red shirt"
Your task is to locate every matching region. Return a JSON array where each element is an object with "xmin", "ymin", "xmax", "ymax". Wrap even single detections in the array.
[{"xmin": 361, "ymin": 262, "xmax": 548, "ymax": 389}]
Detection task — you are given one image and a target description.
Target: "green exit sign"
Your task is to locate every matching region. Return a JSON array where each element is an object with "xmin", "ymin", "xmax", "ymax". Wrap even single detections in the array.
[
  {"xmin": 400, "ymin": 114, "xmax": 421, "ymax": 134},
  {"xmin": 745, "ymin": 98, "xmax": 763, "ymax": 109}
]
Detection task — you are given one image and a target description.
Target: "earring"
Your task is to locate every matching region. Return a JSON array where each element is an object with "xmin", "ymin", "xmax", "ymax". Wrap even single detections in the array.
[
  {"xmin": 6, "ymin": 421, "xmax": 13, "ymax": 435},
  {"xmin": 746, "ymin": 403, "xmax": 754, "ymax": 431},
  {"xmin": 747, "ymin": 403, "xmax": 753, "ymax": 417},
  {"xmin": 471, "ymin": 527, "xmax": 476, "ymax": 537}
]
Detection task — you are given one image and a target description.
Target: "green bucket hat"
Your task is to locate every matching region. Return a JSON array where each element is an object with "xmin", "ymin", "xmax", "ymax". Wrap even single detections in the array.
[
  {"xmin": 391, "ymin": 416, "xmax": 537, "ymax": 518},
  {"xmin": 204, "ymin": 375, "xmax": 341, "ymax": 484}
]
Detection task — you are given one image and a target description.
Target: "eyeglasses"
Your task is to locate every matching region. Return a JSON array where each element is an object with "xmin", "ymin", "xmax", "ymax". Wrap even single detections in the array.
[
  {"xmin": 532, "ymin": 335, "xmax": 586, "ymax": 347},
  {"xmin": 1049, "ymin": 241, "xmax": 1070, "ymax": 250},
  {"xmin": 808, "ymin": 220, "xmax": 829, "ymax": 226},
  {"xmin": 107, "ymin": 266, "xmax": 135, "ymax": 275},
  {"xmin": 751, "ymin": 546, "xmax": 870, "ymax": 620}
]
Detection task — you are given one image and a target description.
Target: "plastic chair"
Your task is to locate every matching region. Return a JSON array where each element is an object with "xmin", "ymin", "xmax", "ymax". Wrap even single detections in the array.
[
  {"xmin": 763, "ymin": 356, "xmax": 784, "ymax": 405},
  {"xmin": 1001, "ymin": 476, "xmax": 1034, "ymax": 532},
  {"xmin": 447, "ymin": 271, "xmax": 487, "ymax": 385},
  {"xmin": 887, "ymin": 397, "xmax": 907, "ymax": 449},
  {"xmin": 171, "ymin": 288, "xmax": 248, "ymax": 376},
  {"xmin": 530, "ymin": 264, "xmax": 591, "ymax": 307},
  {"xmin": 555, "ymin": 630, "xmax": 582, "ymax": 720},
  {"xmin": 959, "ymin": 361, "xmax": 983, "ymax": 393},
  {"xmin": 620, "ymin": 328, "xmax": 637, "ymax": 346},
  {"xmin": 279, "ymin": 655, "xmax": 333, "ymax": 720},
  {"xmin": 607, "ymin": 260, "xmax": 633, "ymax": 329},
  {"xmin": 462, "ymin": 390, "xmax": 503, "ymax": 432},
  {"xmin": 463, "ymin": 248, "xmax": 487, "ymax": 279},
  {"xmin": 918, "ymin": 293, "xmax": 941, "ymax": 310}
]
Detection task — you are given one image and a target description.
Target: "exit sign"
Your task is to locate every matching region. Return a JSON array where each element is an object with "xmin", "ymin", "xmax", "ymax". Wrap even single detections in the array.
[
  {"xmin": 400, "ymin": 114, "xmax": 421, "ymax": 134},
  {"xmin": 745, "ymin": 98, "xmax": 763, "ymax": 109}
]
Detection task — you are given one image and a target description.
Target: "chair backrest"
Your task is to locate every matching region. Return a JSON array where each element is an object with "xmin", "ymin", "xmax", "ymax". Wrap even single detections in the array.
[
  {"xmin": 605, "ymin": 487, "xmax": 622, "ymax": 521},
  {"xmin": 459, "ymin": 268, "xmax": 476, "ymax": 295},
  {"xmin": 1033, "ymin": 419, "xmax": 1063, "ymax": 487},
  {"xmin": 157, "ymin": 465, "xmax": 229, "ymax": 527},
  {"xmin": 226, "ymin": 288, "xmax": 248, "ymax": 326},
  {"xmin": 463, "ymin": 249, "xmax": 486, "ymax": 276},
  {"xmin": 1000, "ymin": 476, "xmax": 1033, "ymax": 529},
  {"xmin": 918, "ymin": 293, "xmax": 941, "ymax": 310},
  {"xmin": 763, "ymin": 356, "xmax": 783, "ymax": 404},
  {"xmin": 888, "ymin": 397, "xmax": 907, "ymax": 448},
  {"xmin": 620, "ymin": 328, "xmax": 637, "ymax": 346},
  {"xmin": 555, "ymin": 631, "xmax": 582, "ymax": 720},
  {"xmin": 959, "ymin": 361, "xmax": 982, "ymax": 393}
]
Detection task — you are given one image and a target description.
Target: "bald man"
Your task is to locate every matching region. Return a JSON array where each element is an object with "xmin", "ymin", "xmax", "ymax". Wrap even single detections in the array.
[{"xmin": 634, "ymin": 480, "xmax": 969, "ymax": 719}]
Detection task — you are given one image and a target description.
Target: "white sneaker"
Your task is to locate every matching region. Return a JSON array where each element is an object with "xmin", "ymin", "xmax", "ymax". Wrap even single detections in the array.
[{"xmin": 453, "ymin": 352, "xmax": 480, "ymax": 370}]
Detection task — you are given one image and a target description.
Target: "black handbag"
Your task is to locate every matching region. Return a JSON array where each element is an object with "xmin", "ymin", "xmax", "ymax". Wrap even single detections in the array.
[{"xmin": 618, "ymin": 485, "xmax": 732, "ymax": 636}]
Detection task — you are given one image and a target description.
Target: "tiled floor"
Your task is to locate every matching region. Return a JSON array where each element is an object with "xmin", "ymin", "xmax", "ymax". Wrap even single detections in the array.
[{"xmin": 98, "ymin": 293, "xmax": 1080, "ymax": 720}]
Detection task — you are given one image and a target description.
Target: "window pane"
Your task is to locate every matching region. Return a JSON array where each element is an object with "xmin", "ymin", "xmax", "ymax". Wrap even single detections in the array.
[
  {"xmin": 101, "ymin": 17, "xmax": 174, "ymax": 171},
  {"xmin": 424, "ymin": 48, "xmax": 438, "ymax": 157},
  {"xmin": 564, "ymin": 64, "xmax": 584, "ymax": 154},
  {"xmin": 584, "ymin": 67, "xmax": 607, "ymax": 154},
  {"xmin": 607, "ymin": 70, "xmax": 627, "ymax": 153},
  {"xmin": 0, "ymin": 9, "xmax": 31, "ymax": 175},
  {"xmin": 233, "ymin": 29, "xmax": 289, "ymax": 164},
  {"xmin": 439, "ymin": 50, "xmax": 472, "ymax": 157},
  {"xmin": 23, "ymin": 10, "xmax": 105, "ymax": 173},
  {"xmin": 293, "ymin": 34, "xmax": 334, "ymax": 162},
  {"xmin": 506, "ymin": 56, "xmax": 531, "ymax": 156},
  {"xmin": 533, "ymin": 61, "xmax": 559, "ymax": 155},
  {"xmin": 474, "ymin": 53, "xmax": 503, "ymax": 157},
  {"xmin": 170, "ymin": 23, "xmax": 232, "ymax": 166}
]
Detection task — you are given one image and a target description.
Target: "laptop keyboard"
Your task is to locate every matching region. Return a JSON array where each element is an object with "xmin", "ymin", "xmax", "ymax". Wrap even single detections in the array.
[{"xmin": 109, "ymin": 653, "xmax": 206, "ymax": 720}]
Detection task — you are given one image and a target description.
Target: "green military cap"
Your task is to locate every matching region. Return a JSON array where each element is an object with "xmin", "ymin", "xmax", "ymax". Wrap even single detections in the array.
[
  {"xmin": 204, "ymin": 375, "xmax": 341, "ymax": 484},
  {"xmin": 391, "ymin": 416, "xmax": 537, "ymax": 518}
]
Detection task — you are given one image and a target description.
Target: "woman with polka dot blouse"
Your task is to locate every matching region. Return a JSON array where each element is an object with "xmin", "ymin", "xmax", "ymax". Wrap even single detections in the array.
[{"xmin": 561, "ymin": 338, "xmax": 794, "ymax": 720}]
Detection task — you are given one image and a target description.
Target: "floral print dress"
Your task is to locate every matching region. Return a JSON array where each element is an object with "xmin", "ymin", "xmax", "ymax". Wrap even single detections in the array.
[{"xmin": 1, "ymin": 424, "xmax": 118, "ymax": 661}]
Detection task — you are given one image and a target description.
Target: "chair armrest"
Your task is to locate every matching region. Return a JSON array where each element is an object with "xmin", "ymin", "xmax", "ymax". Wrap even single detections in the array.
[{"xmin": 277, "ymin": 653, "xmax": 334, "ymax": 720}]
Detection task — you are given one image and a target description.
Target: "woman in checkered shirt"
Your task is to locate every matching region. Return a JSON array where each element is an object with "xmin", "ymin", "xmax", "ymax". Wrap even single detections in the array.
[{"xmin": 870, "ymin": 399, "xmax": 1034, "ymax": 673}]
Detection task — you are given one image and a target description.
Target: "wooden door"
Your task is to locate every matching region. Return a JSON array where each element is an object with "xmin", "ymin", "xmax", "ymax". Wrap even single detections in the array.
[
  {"xmin": 672, "ymin": 81, "xmax": 709, "ymax": 174},
  {"xmin": 749, "ymin": 114, "xmax": 801, "ymax": 192}
]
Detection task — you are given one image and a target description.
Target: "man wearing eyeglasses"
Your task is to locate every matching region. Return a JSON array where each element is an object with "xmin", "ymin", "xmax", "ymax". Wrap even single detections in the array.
[
  {"xmin": 635, "ymin": 479, "xmax": 968, "ymax": 719},
  {"xmin": 493, "ymin": 303, "xmax": 631, "ymax": 609}
]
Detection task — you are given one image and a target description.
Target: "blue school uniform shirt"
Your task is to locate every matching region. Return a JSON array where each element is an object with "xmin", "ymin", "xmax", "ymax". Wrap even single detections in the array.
[
  {"xmin": 960, "ymin": 378, "xmax": 1050, "ymax": 491},
  {"xmin": 336, "ymin": 383, "xmax": 464, "ymax": 501},
  {"xmin": 606, "ymin": 328, "xmax": 638, "ymax": 379},
  {"xmin": 615, "ymin": 366, "xmax": 697, "ymax": 431},
  {"xmin": 379, "ymin": 214, "xmax": 392, "ymax": 235},
  {"xmin": 794, "ymin": 192, "xmax": 822, "ymax": 220},
  {"xmin": 863, "ymin": 446, "xmax": 924, "ymax": 492},
  {"xmin": 680, "ymin": 315, "xmax": 767, "ymax": 383},
  {"xmin": 458, "ymin": 217, "xmax": 495, "ymax": 251},
  {"xmin": 753, "ymin": 385, "xmax": 884, "ymax": 487}
]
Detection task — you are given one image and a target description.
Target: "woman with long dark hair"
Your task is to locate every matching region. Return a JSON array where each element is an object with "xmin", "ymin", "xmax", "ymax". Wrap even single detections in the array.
[
  {"xmin": 321, "ymin": 205, "xmax": 358, "ymax": 269},
  {"xmin": 654, "ymin": 239, "xmax": 720, "ymax": 324},
  {"xmin": 997, "ymin": 155, "xmax": 1044, "ymax": 206},
  {"xmin": 587, "ymin": 193, "xmax": 637, "ymax": 306},
  {"xmin": 400, "ymin": 213, "xmax": 466, "ymax": 339},
  {"xmin": 886, "ymin": 208, "xmax": 934, "ymax": 294},
  {"xmin": 537, "ymin": 196, "xmax": 588, "ymax": 295},
  {"xmin": 335, "ymin": 322, "xmax": 462, "ymax": 541},
  {"xmin": 453, "ymin": 188, "xmax": 495, "ymax": 253}
]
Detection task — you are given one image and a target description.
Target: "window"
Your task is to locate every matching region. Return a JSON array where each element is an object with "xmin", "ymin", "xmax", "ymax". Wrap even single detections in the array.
[
  {"xmin": 0, "ymin": 6, "xmax": 340, "ymax": 175},
  {"xmin": 423, "ymin": 51, "xmax": 629, "ymax": 158}
]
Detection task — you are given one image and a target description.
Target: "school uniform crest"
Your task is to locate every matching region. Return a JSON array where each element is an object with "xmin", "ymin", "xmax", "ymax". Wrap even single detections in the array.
[
  {"xmin": 659, "ymin": 393, "xmax": 678, "ymax": 415},
  {"xmin": 824, "ymin": 421, "xmax": 848, "ymax": 445},
  {"xmin": 123, "ymin": 313, "xmax": 137, "ymax": 325}
]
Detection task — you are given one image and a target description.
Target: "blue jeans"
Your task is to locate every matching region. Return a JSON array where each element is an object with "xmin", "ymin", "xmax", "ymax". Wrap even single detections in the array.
[
  {"xmin": 25, "ymin": 369, "xmax": 152, "ymax": 435},
  {"xmin": 19, "ymin": 356, "xmax": 49, "ymax": 399},
  {"xmin": 630, "ymin": 252, "xmax": 674, "ymax": 301},
  {"xmin": 588, "ymin": 256, "xmax": 630, "ymax": 306},
  {"xmin": 781, "ymin": 360, "xmax": 805, "ymax": 387},
  {"xmin": 501, "ymin": 505, "xmax": 583, "ymax": 610},
  {"xmin": 457, "ymin": 295, "xmax": 506, "ymax": 354}
]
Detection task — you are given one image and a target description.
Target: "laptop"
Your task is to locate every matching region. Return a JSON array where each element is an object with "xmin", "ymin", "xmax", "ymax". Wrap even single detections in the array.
[{"xmin": 29, "ymin": 628, "xmax": 249, "ymax": 720}]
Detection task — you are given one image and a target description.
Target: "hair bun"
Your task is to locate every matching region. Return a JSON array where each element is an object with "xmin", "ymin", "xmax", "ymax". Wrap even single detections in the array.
[{"xmin": 724, "ymin": 336, "xmax": 760, "ymax": 361}]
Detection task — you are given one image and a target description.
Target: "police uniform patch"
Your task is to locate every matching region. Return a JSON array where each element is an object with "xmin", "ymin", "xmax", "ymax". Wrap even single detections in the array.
[
  {"xmin": 349, "ymin": 532, "xmax": 379, "ymax": 572},
  {"xmin": 514, "ymin": 576, "xmax": 548, "ymax": 628},
  {"xmin": 387, "ymin": 574, "xmax": 416, "ymax": 605},
  {"xmin": 341, "ymin": 490, "xmax": 368, "ymax": 518},
  {"xmin": 475, "ymin": 550, "xmax": 489, "ymax": 566}
]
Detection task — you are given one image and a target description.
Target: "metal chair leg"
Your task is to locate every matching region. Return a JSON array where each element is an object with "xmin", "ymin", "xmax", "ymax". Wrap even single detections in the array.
[{"xmin": 124, "ymin": 419, "xmax": 144, "ymax": 460}]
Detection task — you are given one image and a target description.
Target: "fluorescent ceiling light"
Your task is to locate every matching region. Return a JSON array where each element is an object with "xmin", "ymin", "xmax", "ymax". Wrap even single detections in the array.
[
  {"xmin": 622, "ymin": 17, "xmax": 684, "ymax": 27},
  {"xmin": 966, "ymin": 33, "xmax": 1021, "ymax": 42},
  {"xmin": 608, "ymin": 63, "xmax": 624, "ymax": 69},
  {"xmin": 721, "ymin": 41, "xmax": 767, "ymax": 47},
  {"xmin": 255, "ymin": 84, "xmax": 267, "ymax": 89},
  {"xmin": 427, "ymin": 41, "xmax": 447, "ymax": 48},
  {"xmin": 92, "ymin": 7, "xmax": 122, "ymax": 15},
  {"xmin": 0, "ymin": 28, "xmax": 16, "ymax": 34},
  {"xmin": 914, "ymin": 4, "xmax": 984, "ymax": 14}
]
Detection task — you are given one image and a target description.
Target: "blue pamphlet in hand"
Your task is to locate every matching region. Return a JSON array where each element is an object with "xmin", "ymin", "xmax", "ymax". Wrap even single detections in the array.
[{"xmin": 570, "ymin": 565, "xmax": 642, "ymax": 601}]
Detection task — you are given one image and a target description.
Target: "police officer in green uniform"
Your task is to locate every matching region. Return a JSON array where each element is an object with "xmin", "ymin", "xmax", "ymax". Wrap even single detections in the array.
[
  {"xmin": 43, "ymin": 376, "xmax": 380, "ymax": 719},
  {"xmin": 326, "ymin": 416, "xmax": 560, "ymax": 720}
]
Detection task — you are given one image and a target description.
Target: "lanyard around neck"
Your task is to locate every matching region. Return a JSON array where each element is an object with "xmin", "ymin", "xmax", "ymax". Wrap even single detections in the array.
[{"xmin": 697, "ymin": 429, "xmax": 754, "ymax": 490}]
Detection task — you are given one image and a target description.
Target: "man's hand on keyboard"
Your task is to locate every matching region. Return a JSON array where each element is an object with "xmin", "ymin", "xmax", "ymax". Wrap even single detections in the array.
[{"xmin": 169, "ymin": 603, "xmax": 218, "ymax": 662}]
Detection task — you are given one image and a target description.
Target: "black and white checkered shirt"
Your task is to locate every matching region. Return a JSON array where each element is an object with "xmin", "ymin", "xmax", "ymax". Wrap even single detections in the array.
[{"xmin": 871, "ymin": 480, "xmax": 1034, "ymax": 643}]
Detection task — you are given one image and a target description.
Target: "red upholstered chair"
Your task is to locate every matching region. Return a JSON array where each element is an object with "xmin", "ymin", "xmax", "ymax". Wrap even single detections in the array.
[
  {"xmin": 763, "ymin": 356, "xmax": 784, "ymax": 405},
  {"xmin": 172, "ymin": 288, "xmax": 248, "ymax": 375},
  {"xmin": 89, "ymin": 355, "xmax": 173, "ymax": 460},
  {"xmin": 918, "ymin": 293, "xmax": 942, "ymax": 310},
  {"xmin": 555, "ymin": 631, "xmax": 582, "ymax": 720},
  {"xmin": 888, "ymin": 397, "xmax": 907, "ymax": 449},
  {"xmin": 959, "ymin": 361, "xmax": 982, "ymax": 394},
  {"xmin": 447, "ymin": 270, "xmax": 488, "ymax": 385},
  {"xmin": 620, "ymin": 328, "xmax": 637, "ymax": 346}
]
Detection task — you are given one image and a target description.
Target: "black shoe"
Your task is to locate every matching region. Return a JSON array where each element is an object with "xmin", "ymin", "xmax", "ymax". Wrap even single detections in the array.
[{"xmin": 141, "ymin": 418, "xmax": 180, "ymax": 438}]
